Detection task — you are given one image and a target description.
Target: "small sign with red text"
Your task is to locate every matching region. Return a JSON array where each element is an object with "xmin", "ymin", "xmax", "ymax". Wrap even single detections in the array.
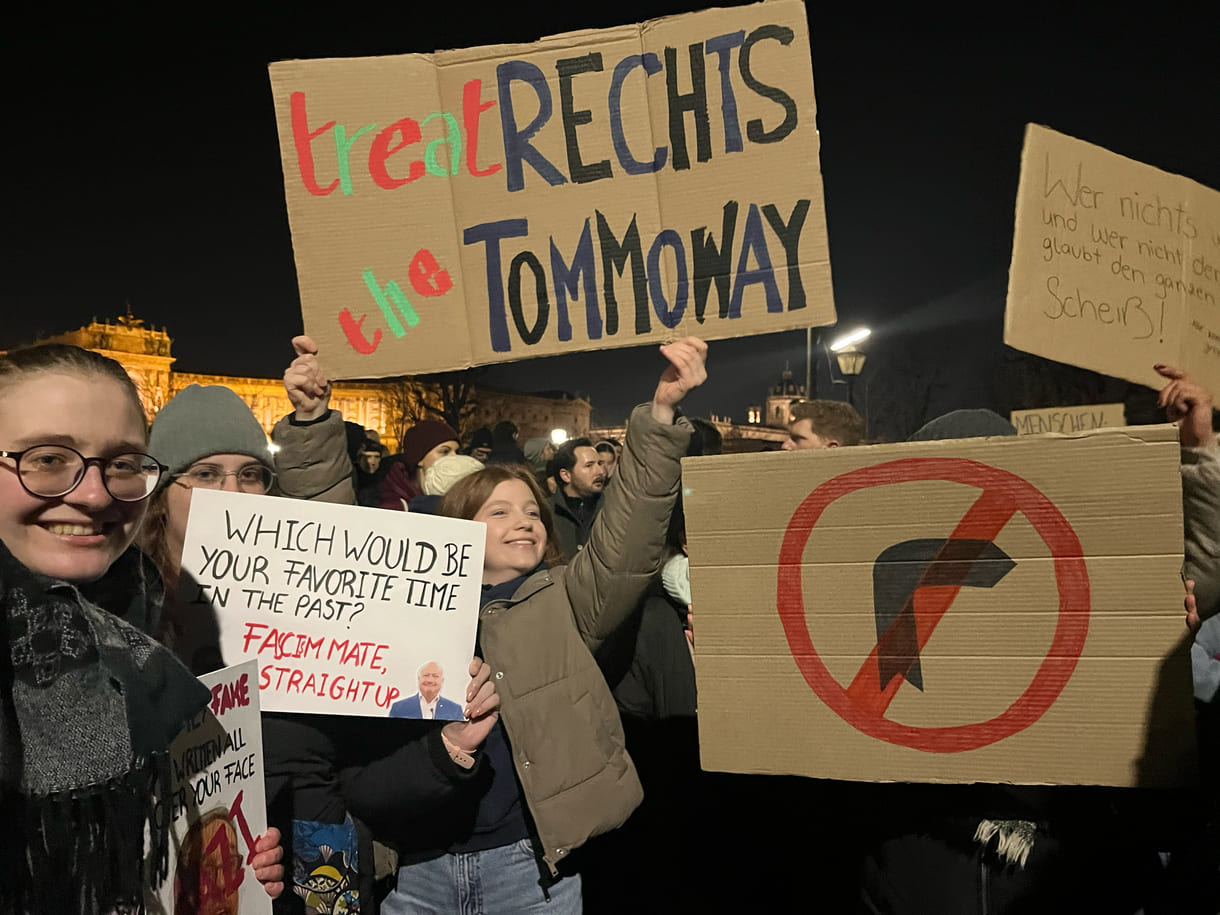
[{"xmin": 153, "ymin": 660, "xmax": 271, "ymax": 914}]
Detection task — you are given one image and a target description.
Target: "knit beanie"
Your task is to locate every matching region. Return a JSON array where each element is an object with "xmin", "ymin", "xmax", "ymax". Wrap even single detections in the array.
[
  {"xmin": 149, "ymin": 385, "xmax": 272, "ymax": 490},
  {"xmin": 523, "ymin": 437, "xmax": 550, "ymax": 473},
  {"xmin": 423, "ymin": 454, "xmax": 485, "ymax": 496},
  {"xmin": 401, "ymin": 420, "xmax": 459, "ymax": 472},
  {"xmin": 907, "ymin": 409, "xmax": 1017, "ymax": 443}
]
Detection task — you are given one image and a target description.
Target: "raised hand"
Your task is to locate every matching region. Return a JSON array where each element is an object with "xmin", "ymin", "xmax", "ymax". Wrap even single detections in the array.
[
  {"xmin": 1155, "ymin": 364, "xmax": 1214, "ymax": 448},
  {"xmin": 284, "ymin": 335, "xmax": 332, "ymax": 421},
  {"xmin": 441, "ymin": 656, "xmax": 501, "ymax": 755},
  {"xmin": 652, "ymin": 337, "xmax": 709, "ymax": 424}
]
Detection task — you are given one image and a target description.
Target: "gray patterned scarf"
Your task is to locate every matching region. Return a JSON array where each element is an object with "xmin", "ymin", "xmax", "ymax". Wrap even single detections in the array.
[{"xmin": 0, "ymin": 542, "xmax": 210, "ymax": 913}]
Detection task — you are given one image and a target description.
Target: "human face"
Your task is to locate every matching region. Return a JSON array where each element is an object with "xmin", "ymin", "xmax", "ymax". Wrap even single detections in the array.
[
  {"xmin": 475, "ymin": 479, "xmax": 547, "ymax": 585},
  {"xmin": 166, "ymin": 454, "xmax": 269, "ymax": 564},
  {"xmin": 597, "ymin": 448, "xmax": 617, "ymax": 478},
  {"xmin": 783, "ymin": 418, "xmax": 837, "ymax": 451},
  {"xmin": 420, "ymin": 440, "xmax": 459, "ymax": 471},
  {"xmin": 0, "ymin": 373, "xmax": 148, "ymax": 583},
  {"xmin": 417, "ymin": 662, "xmax": 443, "ymax": 702},
  {"xmin": 359, "ymin": 450, "xmax": 381, "ymax": 474},
  {"xmin": 562, "ymin": 446, "xmax": 607, "ymax": 498}
]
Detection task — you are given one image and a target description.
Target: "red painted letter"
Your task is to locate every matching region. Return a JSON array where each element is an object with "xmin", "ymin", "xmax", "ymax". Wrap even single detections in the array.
[
  {"xmin": 409, "ymin": 248, "xmax": 453, "ymax": 297},
  {"xmin": 369, "ymin": 118, "xmax": 426, "ymax": 189},
  {"xmin": 290, "ymin": 92, "xmax": 339, "ymax": 196},
  {"xmin": 463, "ymin": 79, "xmax": 502, "ymax": 178},
  {"xmin": 339, "ymin": 309, "xmax": 382, "ymax": 354}
]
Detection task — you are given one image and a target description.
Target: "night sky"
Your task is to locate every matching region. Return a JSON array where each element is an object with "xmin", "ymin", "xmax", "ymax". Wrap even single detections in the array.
[{"xmin": 5, "ymin": 2, "xmax": 1218, "ymax": 428}]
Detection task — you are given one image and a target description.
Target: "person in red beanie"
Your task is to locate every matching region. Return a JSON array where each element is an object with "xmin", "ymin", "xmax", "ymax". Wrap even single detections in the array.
[{"xmin": 377, "ymin": 419, "xmax": 460, "ymax": 510}]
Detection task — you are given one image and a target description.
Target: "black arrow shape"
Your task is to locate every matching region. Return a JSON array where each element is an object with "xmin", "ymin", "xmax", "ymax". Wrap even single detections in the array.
[{"xmin": 872, "ymin": 538, "xmax": 1015, "ymax": 693}]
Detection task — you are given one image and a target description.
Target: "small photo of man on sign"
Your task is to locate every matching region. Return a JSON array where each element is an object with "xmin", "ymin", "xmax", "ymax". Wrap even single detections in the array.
[{"xmin": 388, "ymin": 660, "xmax": 464, "ymax": 720}]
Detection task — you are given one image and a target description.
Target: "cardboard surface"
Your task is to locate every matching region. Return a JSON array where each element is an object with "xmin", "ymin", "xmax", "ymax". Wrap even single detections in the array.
[
  {"xmin": 153, "ymin": 661, "xmax": 270, "ymax": 914},
  {"xmin": 269, "ymin": 0, "xmax": 833, "ymax": 377},
  {"xmin": 1010, "ymin": 403, "xmax": 1125, "ymax": 435},
  {"xmin": 683, "ymin": 425, "xmax": 1194, "ymax": 786},
  {"xmin": 177, "ymin": 490, "xmax": 484, "ymax": 717},
  {"xmin": 1006, "ymin": 125, "xmax": 1220, "ymax": 392}
]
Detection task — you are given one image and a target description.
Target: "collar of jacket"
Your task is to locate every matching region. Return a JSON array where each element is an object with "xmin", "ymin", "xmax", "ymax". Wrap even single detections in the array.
[{"xmin": 480, "ymin": 566, "xmax": 554, "ymax": 613}]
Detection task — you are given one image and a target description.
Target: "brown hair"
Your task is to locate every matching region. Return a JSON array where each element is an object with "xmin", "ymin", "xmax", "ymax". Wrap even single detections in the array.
[
  {"xmin": 139, "ymin": 488, "xmax": 176, "ymax": 633},
  {"xmin": 0, "ymin": 343, "xmax": 147, "ymax": 434},
  {"xmin": 438, "ymin": 464, "xmax": 566, "ymax": 568},
  {"xmin": 789, "ymin": 399, "xmax": 864, "ymax": 446}
]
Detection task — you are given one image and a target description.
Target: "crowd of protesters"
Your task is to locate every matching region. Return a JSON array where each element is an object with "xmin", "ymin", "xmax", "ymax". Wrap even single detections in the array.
[{"xmin": 3, "ymin": 331, "xmax": 1220, "ymax": 914}]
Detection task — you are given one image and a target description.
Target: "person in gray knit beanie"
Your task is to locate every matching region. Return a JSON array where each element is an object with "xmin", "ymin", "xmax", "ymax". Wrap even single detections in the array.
[
  {"xmin": 140, "ymin": 385, "xmax": 276, "ymax": 667},
  {"xmin": 148, "ymin": 384, "xmax": 273, "ymax": 491}
]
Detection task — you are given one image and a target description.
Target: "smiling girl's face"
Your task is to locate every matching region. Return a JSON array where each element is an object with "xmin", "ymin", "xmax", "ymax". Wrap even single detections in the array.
[{"xmin": 474, "ymin": 479, "xmax": 547, "ymax": 585}]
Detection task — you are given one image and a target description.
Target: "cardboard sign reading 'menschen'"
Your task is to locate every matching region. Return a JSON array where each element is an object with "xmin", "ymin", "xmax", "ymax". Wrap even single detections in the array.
[
  {"xmin": 1006, "ymin": 125, "xmax": 1220, "ymax": 393},
  {"xmin": 1010, "ymin": 403, "xmax": 1125, "ymax": 435},
  {"xmin": 177, "ymin": 490, "xmax": 484, "ymax": 717},
  {"xmin": 683, "ymin": 426, "xmax": 1193, "ymax": 787},
  {"xmin": 269, "ymin": 0, "xmax": 834, "ymax": 379},
  {"xmin": 154, "ymin": 660, "xmax": 270, "ymax": 915}
]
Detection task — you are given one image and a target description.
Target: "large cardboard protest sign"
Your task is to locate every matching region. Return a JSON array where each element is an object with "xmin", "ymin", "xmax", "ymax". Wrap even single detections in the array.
[
  {"xmin": 177, "ymin": 490, "xmax": 484, "ymax": 717},
  {"xmin": 269, "ymin": 0, "xmax": 833, "ymax": 378},
  {"xmin": 153, "ymin": 661, "xmax": 269, "ymax": 915},
  {"xmin": 683, "ymin": 427, "xmax": 1194, "ymax": 786},
  {"xmin": 1010, "ymin": 403, "xmax": 1125, "ymax": 435},
  {"xmin": 1006, "ymin": 125, "xmax": 1220, "ymax": 393}
]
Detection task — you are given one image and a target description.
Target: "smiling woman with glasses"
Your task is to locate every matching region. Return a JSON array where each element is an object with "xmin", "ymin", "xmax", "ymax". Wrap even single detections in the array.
[{"xmin": 0, "ymin": 344, "xmax": 286, "ymax": 913}]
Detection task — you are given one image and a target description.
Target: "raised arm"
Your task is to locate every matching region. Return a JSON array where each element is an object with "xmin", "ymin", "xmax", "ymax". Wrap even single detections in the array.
[
  {"xmin": 1157, "ymin": 364, "xmax": 1220, "ymax": 618},
  {"xmin": 272, "ymin": 335, "xmax": 357, "ymax": 504},
  {"xmin": 565, "ymin": 338, "xmax": 707, "ymax": 651}
]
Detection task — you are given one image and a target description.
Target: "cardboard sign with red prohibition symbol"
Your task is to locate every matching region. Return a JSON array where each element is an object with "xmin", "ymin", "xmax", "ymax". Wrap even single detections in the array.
[{"xmin": 682, "ymin": 425, "xmax": 1195, "ymax": 787}]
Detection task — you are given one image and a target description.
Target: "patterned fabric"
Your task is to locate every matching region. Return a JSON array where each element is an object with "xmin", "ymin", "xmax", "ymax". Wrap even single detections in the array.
[
  {"xmin": 0, "ymin": 541, "xmax": 210, "ymax": 914},
  {"xmin": 293, "ymin": 816, "xmax": 363, "ymax": 914}
]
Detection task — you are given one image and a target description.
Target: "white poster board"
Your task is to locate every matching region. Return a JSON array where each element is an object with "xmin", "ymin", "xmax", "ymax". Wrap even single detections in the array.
[
  {"xmin": 177, "ymin": 490, "xmax": 485, "ymax": 718},
  {"xmin": 153, "ymin": 660, "xmax": 270, "ymax": 914}
]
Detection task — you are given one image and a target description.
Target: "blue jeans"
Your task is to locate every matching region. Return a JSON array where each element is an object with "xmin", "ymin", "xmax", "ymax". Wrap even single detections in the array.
[{"xmin": 381, "ymin": 839, "xmax": 582, "ymax": 914}]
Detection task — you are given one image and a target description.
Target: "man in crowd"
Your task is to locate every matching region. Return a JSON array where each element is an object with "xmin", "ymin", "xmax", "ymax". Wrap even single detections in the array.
[
  {"xmin": 550, "ymin": 437, "xmax": 608, "ymax": 558},
  {"xmin": 782, "ymin": 399, "xmax": 865, "ymax": 450}
]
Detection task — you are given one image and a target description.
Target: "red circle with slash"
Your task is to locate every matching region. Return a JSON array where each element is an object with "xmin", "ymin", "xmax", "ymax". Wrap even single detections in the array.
[{"xmin": 777, "ymin": 457, "xmax": 1089, "ymax": 753}]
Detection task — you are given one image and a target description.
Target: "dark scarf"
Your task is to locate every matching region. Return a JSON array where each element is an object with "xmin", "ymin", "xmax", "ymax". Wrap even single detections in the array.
[{"xmin": 0, "ymin": 542, "xmax": 210, "ymax": 913}]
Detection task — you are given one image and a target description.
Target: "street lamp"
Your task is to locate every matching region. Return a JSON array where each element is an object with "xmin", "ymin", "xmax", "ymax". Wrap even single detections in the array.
[
  {"xmin": 830, "ymin": 327, "xmax": 870, "ymax": 418},
  {"xmin": 550, "ymin": 428, "xmax": 568, "ymax": 446}
]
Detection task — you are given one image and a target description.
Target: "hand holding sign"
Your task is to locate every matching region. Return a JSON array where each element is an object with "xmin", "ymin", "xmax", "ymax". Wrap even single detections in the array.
[
  {"xmin": 251, "ymin": 828, "xmax": 285, "ymax": 899},
  {"xmin": 441, "ymin": 656, "xmax": 501, "ymax": 754},
  {"xmin": 652, "ymin": 337, "xmax": 709, "ymax": 424},
  {"xmin": 1156, "ymin": 363, "xmax": 1215, "ymax": 448},
  {"xmin": 285, "ymin": 335, "xmax": 332, "ymax": 421}
]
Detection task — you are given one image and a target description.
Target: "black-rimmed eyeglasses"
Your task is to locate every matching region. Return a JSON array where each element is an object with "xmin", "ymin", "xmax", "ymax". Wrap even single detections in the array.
[{"xmin": 0, "ymin": 444, "xmax": 166, "ymax": 502}]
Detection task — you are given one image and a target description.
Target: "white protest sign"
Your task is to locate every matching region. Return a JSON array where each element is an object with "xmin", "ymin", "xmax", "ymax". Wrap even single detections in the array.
[
  {"xmin": 177, "ymin": 490, "xmax": 485, "ymax": 717},
  {"xmin": 153, "ymin": 660, "xmax": 270, "ymax": 914}
]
